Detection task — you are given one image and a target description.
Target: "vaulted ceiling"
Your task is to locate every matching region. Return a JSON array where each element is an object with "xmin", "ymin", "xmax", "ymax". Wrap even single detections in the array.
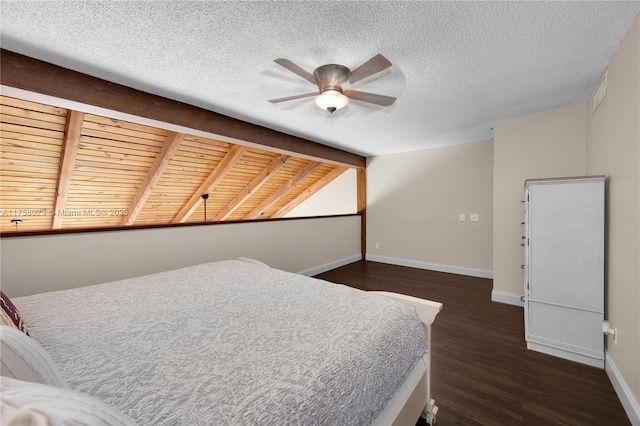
[{"xmin": 0, "ymin": 95, "xmax": 348, "ymax": 233}]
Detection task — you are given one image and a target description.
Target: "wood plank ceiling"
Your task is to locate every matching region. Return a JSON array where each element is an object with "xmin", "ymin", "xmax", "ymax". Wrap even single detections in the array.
[{"xmin": 0, "ymin": 95, "xmax": 348, "ymax": 233}]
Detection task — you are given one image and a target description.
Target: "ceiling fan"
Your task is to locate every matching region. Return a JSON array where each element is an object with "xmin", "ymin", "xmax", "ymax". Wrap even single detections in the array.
[{"xmin": 268, "ymin": 54, "xmax": 397, "ymax": 113}]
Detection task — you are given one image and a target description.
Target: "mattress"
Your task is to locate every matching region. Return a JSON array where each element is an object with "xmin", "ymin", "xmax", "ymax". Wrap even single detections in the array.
[{"xmin": 14, "ymin": 260, "xmax": 427, "ymax": 425}]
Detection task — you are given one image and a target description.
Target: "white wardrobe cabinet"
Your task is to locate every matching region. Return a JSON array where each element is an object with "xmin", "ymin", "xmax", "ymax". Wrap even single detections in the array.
[{"xmin": 523, "ymin": 176, "xmax": 605, "ymax": 368}]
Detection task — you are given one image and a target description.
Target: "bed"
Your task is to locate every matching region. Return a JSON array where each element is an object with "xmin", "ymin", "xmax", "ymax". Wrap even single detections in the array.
[{"xmin": 0, "ymin": 259, "xmax": 442, "ymax": 425}]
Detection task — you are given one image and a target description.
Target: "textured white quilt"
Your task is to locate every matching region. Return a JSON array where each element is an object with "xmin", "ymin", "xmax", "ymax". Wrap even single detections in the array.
[{"xmin": 14, "ymin": 260, "xmax": 427, "ymax": 425}]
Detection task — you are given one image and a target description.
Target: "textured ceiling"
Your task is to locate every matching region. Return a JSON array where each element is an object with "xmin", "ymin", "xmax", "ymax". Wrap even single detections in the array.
[{"xmin": 1, "ymin": 1, "xmax": 639, "ymax": 156}]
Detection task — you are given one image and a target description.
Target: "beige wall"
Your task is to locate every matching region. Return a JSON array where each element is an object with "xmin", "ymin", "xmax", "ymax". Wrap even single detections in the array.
[
  {"xmin": 285, "ymin": 168, "xmax": 357, "ymax": 218},
  {"xmin": 585, "ymin": 14, "xmax": 640, "ymax": 411},
  {"xmin": 366, "ymin": 140, "xmax": 493, "ymax": 274},
  {"xmin": 0, "ymin": 216, "xmax": 361, "ymax": 297},
  {"xmin": 493, "ymin": 106, "xmax": 586, "ymax": 296}
]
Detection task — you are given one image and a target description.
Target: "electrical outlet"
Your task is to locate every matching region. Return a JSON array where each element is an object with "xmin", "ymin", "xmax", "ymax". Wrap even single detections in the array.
[
  {"xmin": 459, "ymin": 214, "xmax": 465, "ymax": 221},
  {"xmin": 375, "ymin": 243, "xmax": 380, "ymax": 250},
  {"xmin": 603, "ymin": 321, "xmax": 618, "ymax": 345},
  {"xmin": 470, "ymin": 214, "xmax": 479, "ymax": 222}
]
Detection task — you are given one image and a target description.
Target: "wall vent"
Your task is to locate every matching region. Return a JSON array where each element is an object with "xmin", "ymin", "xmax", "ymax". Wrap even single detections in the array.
[{"xmin": 590, "ymin": 71, "xmax": 607, "ymax": 114}]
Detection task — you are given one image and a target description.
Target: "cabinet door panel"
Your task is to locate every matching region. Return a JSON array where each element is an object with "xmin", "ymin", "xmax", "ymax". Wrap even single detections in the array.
[
  {"xmin": 528, "ymin": 181, "xmax": 604, "ymax": 312},
  {"xmin": 528, "ymin": 301, "xmax": 604, "ymax": 358}
]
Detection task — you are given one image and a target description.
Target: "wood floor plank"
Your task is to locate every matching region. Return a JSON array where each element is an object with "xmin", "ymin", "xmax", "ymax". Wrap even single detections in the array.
[{"xmin": 314, "ymin": 261, "xmax": 629, "ymax": 426}]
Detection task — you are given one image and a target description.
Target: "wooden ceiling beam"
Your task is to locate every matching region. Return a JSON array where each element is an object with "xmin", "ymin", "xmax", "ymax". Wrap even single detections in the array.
[
  {"xmin": 271, "ymin": 167, "xmax": 347, "ymax": 218},
  {"xmin": 123, "ymin": 131, "xmax": 184, "ymax": 226},
  {"xmin": 245, "ymin": 161, "xmax": 323, "ymax": 220},
  {"xmin": 213, "ymin": 154, "xmax": 291, "ymax": 221},
  {"xmin": 52, "ymin": 110, "xmax": 84, "ymax": 229},
  {"xmin": 1, "ymin": 49, "xmax": 365, "ymax": 169},
  {"xmin": 172, "ymin": 145, "xmax": 247, "ymax": 223}
]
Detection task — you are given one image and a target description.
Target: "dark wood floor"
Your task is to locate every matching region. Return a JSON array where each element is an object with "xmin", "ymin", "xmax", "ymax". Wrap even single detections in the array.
[{"xmin": 315, "ymin": 261, "xmax": 629, "ymax": 426}]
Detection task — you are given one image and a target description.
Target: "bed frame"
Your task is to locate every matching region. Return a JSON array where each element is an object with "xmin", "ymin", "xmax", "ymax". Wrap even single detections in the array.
[{"xmin": 370, "ymin": 291, "xmax": 443, "ymax": 426}]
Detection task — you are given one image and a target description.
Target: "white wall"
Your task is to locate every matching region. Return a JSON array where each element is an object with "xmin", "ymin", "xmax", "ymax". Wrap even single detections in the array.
[
  {"xmin": 284, "ymin": 168, "xmax": 357, "ymax": 217},
  {"xmin": 366, "ymin": 140, "xmax": 493, "ymax": 276},
  {"xmin": 0, "ymin": 216, "xmax": 361, "ymax": 297},
  {"xmin": 585, "ymin": 13, "xmax": 640, "ymax": 418}
]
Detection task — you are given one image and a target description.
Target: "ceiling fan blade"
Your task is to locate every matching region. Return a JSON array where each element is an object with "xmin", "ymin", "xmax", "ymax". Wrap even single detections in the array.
[
  {"xmin": 344, "ymin": 90, "xmax": 396, "ymax": 107},
  {"xmin": 268, "ymin": 91, "xmax": 320, "ymax": 103},
  {"xmin": 349, "ymin": 54, "xmax": 392, "ymax": 84},
  {"xmin": 274, "ymin": 59, "xmax": 316, "ymax": 85}
]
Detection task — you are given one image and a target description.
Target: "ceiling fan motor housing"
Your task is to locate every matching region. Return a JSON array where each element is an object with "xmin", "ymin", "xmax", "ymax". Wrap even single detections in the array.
[{"xmin": 313, "ymin": 64, "xmax": 351, "ymax": 93}]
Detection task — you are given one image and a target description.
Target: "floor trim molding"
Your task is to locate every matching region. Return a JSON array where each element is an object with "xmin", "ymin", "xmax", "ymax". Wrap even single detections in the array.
[
  {"xmin": 365, "ymin": 255, "xmax": 493, "ymax": 279},
  {"xmin": 605, "ymin": 351, "xmax": 640, "ymax": 425},
  {"xmin": 491, "ymin": 290, "xmax": 525, "ymax": 307},
  {"xmin": 298, "ymin": 254, "xmax": 361, "ymax": 277}
]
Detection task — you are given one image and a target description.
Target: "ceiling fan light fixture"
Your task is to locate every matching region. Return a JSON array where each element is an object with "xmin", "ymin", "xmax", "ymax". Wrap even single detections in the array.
[{"xmin": 315, "ymin": 89, "xmax": 349, "ymax": 113}]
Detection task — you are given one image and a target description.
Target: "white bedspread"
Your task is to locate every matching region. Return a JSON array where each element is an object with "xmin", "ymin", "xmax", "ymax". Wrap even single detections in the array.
[{"xmin": 14, "ymin": 260, "xmax": 427, "ymax": 425}]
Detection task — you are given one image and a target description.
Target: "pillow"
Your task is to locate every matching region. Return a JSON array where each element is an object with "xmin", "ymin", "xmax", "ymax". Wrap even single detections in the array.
[
  {"xmin": 0, "ymin": 326, "xmax": 67, "ymax": 388},
  {"xmin": 0, "ymin": 291, "xmax": 29, "ymax": 336},
  {"xmin": 0, "ymin": 376, "xmax": 136, "ymax": 426}
]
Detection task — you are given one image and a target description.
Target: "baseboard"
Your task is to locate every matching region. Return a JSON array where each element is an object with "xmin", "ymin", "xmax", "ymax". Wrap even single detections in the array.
[
  {"xmin": 365, "ymin": 254, "xmax": 493, "ymax": 279},
  {"xmin": 298, "ymin": 254, "xmax": 361, "ymax": 277},
  {"xmin": 491, "ymin": 290, "xmax": 524, "ymax": 307},
  {"xmin": 605, "ymin": 351, "xmax": 640, "ymax": 425}
]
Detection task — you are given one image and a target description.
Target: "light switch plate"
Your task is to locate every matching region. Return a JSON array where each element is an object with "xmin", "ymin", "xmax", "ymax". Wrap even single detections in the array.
[{"xmin": 470, "ymin": 214, "xmax": 479, "ymax": 222}]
